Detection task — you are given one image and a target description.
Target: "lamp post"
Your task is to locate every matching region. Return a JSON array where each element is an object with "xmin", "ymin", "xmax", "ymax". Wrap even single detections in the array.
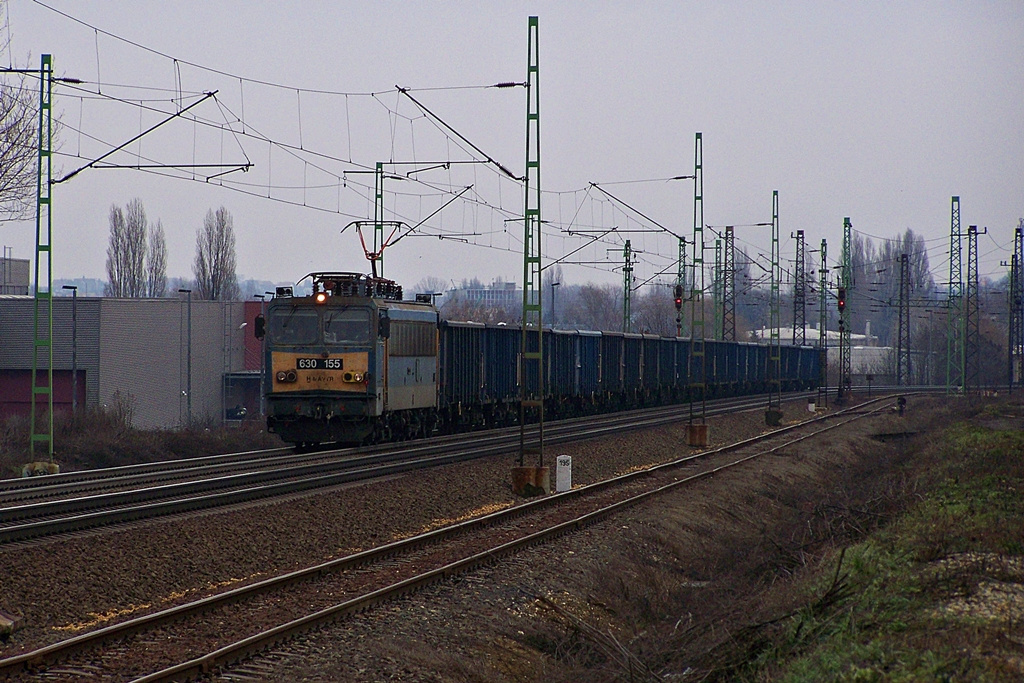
[
  {"xmin": 179, "ymin": 288, "xmax": 192, "ymax": 424},
  {"xmin": 61, "ymin": 285, "xmax": 77, "ymax": 415},
  {"xmin": 550, "ymin": 281, "xmax": 560, "ymax": 328}
]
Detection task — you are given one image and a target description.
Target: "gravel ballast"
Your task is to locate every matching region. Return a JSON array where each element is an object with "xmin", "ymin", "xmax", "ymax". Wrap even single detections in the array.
[{"xmin": 0, "ymin": 395, "xmax": 888, "ymax": 674}]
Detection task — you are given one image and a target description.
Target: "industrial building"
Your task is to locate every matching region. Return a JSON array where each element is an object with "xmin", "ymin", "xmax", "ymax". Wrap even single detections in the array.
[
  {"xmin": 0, "ymin": 296, "xmax": 264, "ymax": 429},
  {"xmin": 0, "ymin": 254, "xmax": 30, "ymax": 296}
]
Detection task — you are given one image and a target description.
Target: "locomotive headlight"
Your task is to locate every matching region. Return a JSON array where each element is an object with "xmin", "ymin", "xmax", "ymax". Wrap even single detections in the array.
[
  {"xmin": 276, "ymin": 370, "xmax": 288, "ymax": 382},
  {"xmin": 353, "ymin": 372, "xmax": 363, "ymax": 382},
  {"xmin": 315, "ymin": 292, "xmax": 327, "ymax": 304}
]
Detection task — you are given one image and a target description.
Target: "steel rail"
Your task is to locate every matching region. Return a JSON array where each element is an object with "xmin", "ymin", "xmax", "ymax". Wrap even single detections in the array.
[
  {"xmin": 0, "ymin": 394, "xmax": 899, "ymax": 679},
  {"xmin": 0, "ymin": 391, "xmax": 786, "ymax": 504},
  {"xmin": 0, "ymin": 391, "xmax": 824, "ymax": 544},
  {"xmin": 0, "ymin": 383, "xmax": 949, "ymax": 498},
  {"xmin": 135, "ymin": 396, "xmax": 901, "ymax": 682}
]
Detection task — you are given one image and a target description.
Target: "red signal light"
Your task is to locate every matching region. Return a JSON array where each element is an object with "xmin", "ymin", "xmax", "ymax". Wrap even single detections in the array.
[
  {"xmin": 673, "ymin": 284, "xmax": 683, "ymax": 310},
  {"xmin": 837, "ymin": 287, "xmax": 846, "ymax": 313}
]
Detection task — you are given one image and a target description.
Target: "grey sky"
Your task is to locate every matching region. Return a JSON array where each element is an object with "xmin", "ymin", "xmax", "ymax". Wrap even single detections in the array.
[{"xmin": 4, "ymin": 1, "xmax": 1022, "ymax": 291}]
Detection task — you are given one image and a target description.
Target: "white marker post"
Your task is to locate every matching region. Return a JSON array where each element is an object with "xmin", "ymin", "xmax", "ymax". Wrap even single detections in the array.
[{"xmin": 556, "ymin": 455, "xmax": 572, "ymax": 492}]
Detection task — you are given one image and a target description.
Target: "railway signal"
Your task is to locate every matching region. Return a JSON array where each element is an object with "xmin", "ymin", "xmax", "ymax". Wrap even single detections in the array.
[
  {"xmin": 837, "ymin": 287, "xmax": 846, "ymax": 314},
  {"xmin": 674, "ymin": 284, "xmax": 683, "ymax": 310}
]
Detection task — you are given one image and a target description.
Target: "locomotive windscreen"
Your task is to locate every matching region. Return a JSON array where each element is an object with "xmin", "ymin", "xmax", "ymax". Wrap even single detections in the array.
[
  {"xmin": 324, "ymin": 309, "xmax": 370, "ymax": 344},
  {"xmin": 269, "ymin": 308, "xmax": 318, "ymax": 345}
]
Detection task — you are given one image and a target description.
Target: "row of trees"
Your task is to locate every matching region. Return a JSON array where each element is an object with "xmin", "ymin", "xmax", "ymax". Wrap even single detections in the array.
[
  {"xmin": 105, "ymin": 199, "xmax": 167, "ymax": 297},
  {"xmin": 412, "ymin": 227, "xmax": 1004, "ymax": 350},
  {"xmin": 104, "ymin": 201, "xmax": 239, "ymax": 301}
]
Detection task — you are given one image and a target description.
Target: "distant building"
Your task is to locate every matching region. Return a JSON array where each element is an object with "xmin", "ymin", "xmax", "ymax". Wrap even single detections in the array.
[
  {"xmin": 444, "ymin": 280, "xmax": 520, "ymax": 308},
  {"xmin": 0, "ymin": 256, "xmax": 29, "ymax": 295},
  {"xmin": 54, "ymin": 277, "xmax": 107, "ymax": 297},
  {"xmin": 751, "ymin": 324, "xmax": 875, "ymax": 348}
]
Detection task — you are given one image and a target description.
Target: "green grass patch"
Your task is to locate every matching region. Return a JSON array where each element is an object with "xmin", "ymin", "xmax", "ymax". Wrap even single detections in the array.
[{"xmin": 750, "ymin": 423, "xmax": 1024, "ymax": 682}]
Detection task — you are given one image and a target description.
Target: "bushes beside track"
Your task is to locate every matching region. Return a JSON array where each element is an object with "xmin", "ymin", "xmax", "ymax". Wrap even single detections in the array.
[{"xmin": 0, "ymin": 401, "xmax": 284, "ymax": 477}]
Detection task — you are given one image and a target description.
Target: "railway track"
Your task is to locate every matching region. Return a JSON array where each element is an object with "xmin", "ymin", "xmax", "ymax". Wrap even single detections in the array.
[
  {"xmin": 0, "ymin": 394, "xmax": 900, "ymax": 681},
  {"xmin": 0, "ymin": 390, "xmax": 832, "ymax": 545}
]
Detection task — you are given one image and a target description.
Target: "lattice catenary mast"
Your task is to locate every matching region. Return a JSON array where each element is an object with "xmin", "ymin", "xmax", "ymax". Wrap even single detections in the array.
[
  {"xmin": 896, "ymin": 253, "xmax": 911, "ymax": 386},
  {"xmin": 946, "ymin": 196, "xmax": 964, "ymax": 394},
  {"xmin": 1011, "ymin": 226, "xmax": 1024, "ymax": 392},
  {"xmin": 713, "ymin": 238, "xmax": 723, "ymax": 340},
  {"xmin": 372, "ymin": 162, "xmax": 385, "ymax": 276},
  {"xmin": 518, "ymin": 16, "xmax": 543, "ymax": 467},
  {"xmin": 722, "ymin": 226, "xmax": 736, "ymax": 341},
  {"xmin": 675, "ymin": 237, "xmax": 686, "ymax": 337},
  {"xmin": 30, "ymin": 54, "xmax": 54, "ymax": 462},
  {"xmin": 767, "ymin": 191, "xmax": 781, "ymax": 411},
  {"xmin": 622, "ymin": 239, "xmax": 634, "ymax": 332},
  {"xmin": 792, "ymin": 229, "xmax": 806, "ymax": 346},
  {"xmin": 688, "ymin": 132, "xmax": 706, "ymax": 425},
  {"xmin": 838, "ymin": 217, "xmax": 852, "ymax": 400},
  {"xmin": 817, "ymin": 238, "xmax": 828, "ymax": 408},
  {"xmin": 965, "ymin": 225, "xmax": 982, "ymax": 393}
]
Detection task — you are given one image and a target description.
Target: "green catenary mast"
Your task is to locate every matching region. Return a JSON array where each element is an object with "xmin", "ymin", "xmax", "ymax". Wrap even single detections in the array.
[
  {"xmin": 713, "ymin": 238, "xmax": 723, "ymax": 340},
  {"xmin": 839, "ymin": 217, "xmax": 852, "ymax": 400},
  {"xmin": 768, "ymin": 191, "xmax": 781, "ymax": 411},
  {"xmin": 688, "ymin": 132, "xmax": 706, "ymax": 424},
  {"xmin": 30, "ymin": 54, "xmax": 54, "ymax": 462},
  {"xmin": 722, "ymin": 226, "xmax": 736, "ymax": 341},
  {"xmin": 373, "ymin": 162, "xmax": 384, "ymax": 277},
  {"xmin": 518, "ymin": 16, "xmax": 543, "ymax": 468},
  {"xmin": 896, "ymin": 253, "xmax": 911, "ymax": 386},
  {"xmin": 792, "ymin": 229, "xmax": 806, "ymax": 346},
  {"xmin": 1011, "ymin": 227, "xmax": 1024, "ymax": 392},
  {"xmin": 818, "ymin": 238, "xmax": 828, "ymax": 408},
  {"xmin": 946, "ymin": 196, "xmax": 964, "ymax": 394},
  {"xmin": 676, "ymin": 237, "xmax": 686, "ymax": 336},
  {"xmin": 965, "ymin": 225, "xmax": 981, "ymax": 392},
  {"xmin": 622, "ymin": 239, "xmax": 633, "ymax": 332}
]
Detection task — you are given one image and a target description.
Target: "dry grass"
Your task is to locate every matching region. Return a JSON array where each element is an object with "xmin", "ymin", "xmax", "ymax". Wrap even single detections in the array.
[
  {"xmin": 0, "ymin": 400, "xmax": 283, "ymax": 478},
  {"xmin": 424, "ymin": 396, "xmax": 1024, "ymax": 682}
]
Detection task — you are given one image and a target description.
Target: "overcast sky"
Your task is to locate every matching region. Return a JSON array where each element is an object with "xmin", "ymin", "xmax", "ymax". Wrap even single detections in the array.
[{"xmin": 3, "ymin": 1, "xmax": 1022, "ymax": 292}]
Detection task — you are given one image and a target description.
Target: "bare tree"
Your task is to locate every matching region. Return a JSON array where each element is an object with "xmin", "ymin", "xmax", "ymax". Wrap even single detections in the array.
[
  {"xmin": 103, "ymin": 206, "xmax": 126, "ymax": 296},
  {"xmin": 146, "ymin": 219, "xmax": 167, "ymax": 297},
  {"xmin": 166, "ymin": 276, "xmax": 194, "ymax": 296},
  {"xmin": 572, "ymin": 283, "xmax": 621, "ymax": 332},
  {"xmin": 104, "ymin": 202, "xmax": 146, "ymax": 297},
  {"xmin": 1, "ymin": 1, "xmax": 68, "ymax": 221},
  {"xmin": 412, "ymin": 275, "xmax": 449, "ymax": 298},
  {"xmin": 123, "ymin": 198, "xmax": 147, "ymax": 296},
  {"xmin": 0, "ymin": 71, "xmax": 39, "ymax": 222},
  {"xmin": 193, "ymin": 206, "xmax": 240, "ymax": 301},
  {"xmin": 632, "ymin": 283, "xmax": 676, "ymax": 336}
]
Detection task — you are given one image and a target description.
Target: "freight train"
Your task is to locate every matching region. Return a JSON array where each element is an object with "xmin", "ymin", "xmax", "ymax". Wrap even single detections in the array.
[{"xmin": 254, "ymin": 272, "xmax": 819, "ymax": 447}]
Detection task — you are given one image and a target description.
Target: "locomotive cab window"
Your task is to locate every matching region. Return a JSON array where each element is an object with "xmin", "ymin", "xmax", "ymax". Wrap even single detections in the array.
[
  {"xmin": 324, "ymin": 308, "xmax": 371, "ymax": 344},
  {"xmin": 268, "ymin": 308, "xmax": 318, "ymax": 345}
]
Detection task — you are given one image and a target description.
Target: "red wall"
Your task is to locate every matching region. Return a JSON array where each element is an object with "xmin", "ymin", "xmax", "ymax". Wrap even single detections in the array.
[
  {"xmin": 0, "ymin": 370, "xmax": 86, "ymax": 420},
  {"xmin": 243, "ymin": 300, "xmax": 265, "ymax": 372}
]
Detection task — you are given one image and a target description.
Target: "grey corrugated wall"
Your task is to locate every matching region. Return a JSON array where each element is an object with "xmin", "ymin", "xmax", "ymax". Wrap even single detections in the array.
[
  {"xmin": 1, "ymin": 297, "xmax": 248, "ymax": 429},
  {"xmin": 0, "ymin": 296, "xmax": 102, "ymax": 408}
]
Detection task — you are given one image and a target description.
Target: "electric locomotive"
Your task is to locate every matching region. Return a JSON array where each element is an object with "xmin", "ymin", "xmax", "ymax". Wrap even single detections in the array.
[{"xmin": 255, "ymin": 272, "xmax": 438, "ymax": 447}]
